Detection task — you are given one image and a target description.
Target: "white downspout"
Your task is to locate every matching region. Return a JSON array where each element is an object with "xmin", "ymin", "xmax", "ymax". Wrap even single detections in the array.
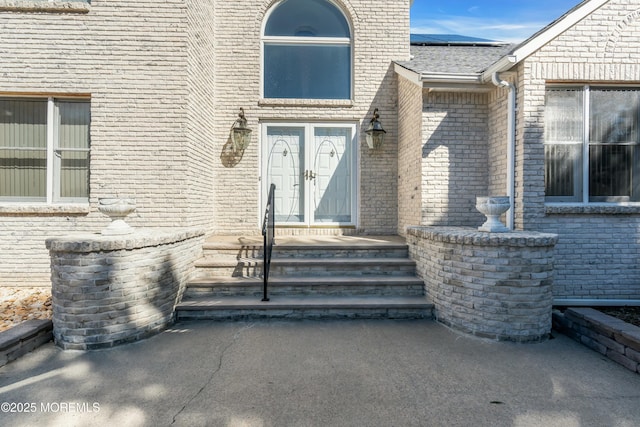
[{"xmin": 491, "ymin": 72, "xmax": 516, "ymax": 230}]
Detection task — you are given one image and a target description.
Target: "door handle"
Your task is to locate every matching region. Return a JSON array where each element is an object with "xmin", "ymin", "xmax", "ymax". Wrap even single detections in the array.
[{"xmin": 304, "ymin": 170, "xmax": 316, "ymax": 180}]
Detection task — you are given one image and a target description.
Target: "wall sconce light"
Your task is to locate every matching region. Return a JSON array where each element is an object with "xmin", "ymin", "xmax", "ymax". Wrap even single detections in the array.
[
  {"xmin": 230, "ymin": 108, "xmax": 252, "ymax": 152},
  {"xmin": 365, "ymin": 108, "xmax": 386, "ymax": 150}
]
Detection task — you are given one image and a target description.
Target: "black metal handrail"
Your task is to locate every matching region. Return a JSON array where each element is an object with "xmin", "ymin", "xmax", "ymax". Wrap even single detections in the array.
[{"xmin": 261, "ymin": 183, "xmax": 276, "ymax": 302}]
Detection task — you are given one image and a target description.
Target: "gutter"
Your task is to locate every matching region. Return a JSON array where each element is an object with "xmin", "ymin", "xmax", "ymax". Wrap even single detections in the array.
[
  {"xmin": 420, "ymin": 72, "xmax": 483, "ymax": 84},
  {"xmin": 491, "ymin": 72, "xmax": 516, "ymax": 230},
  {"xmin": 394, "ymin": 63, "xmax": 492, "ymax": 92},
  {"xmin": 421, "ymin": 73, "xmax": 490, "ymax": 93}
]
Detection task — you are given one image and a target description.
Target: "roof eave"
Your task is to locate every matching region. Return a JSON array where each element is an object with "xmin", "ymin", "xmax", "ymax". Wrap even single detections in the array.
[{"xmin": 394, "ymin": 63, "xmax": 493, "ymax": 92}]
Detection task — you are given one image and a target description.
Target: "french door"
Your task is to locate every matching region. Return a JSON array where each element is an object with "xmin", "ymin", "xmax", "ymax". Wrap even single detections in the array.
[{"xmin": 262, "ymin": 123, "xmax": 357, "ymax": 226}]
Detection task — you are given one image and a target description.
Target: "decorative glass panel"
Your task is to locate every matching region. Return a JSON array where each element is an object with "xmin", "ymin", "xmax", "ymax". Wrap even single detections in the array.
[
  {"xmin": 313, "ymin": 127, "xmax": 351, "ymax": 222},
  {"xmin": 265, "ymin": 0, "xmax": 350, "ymax": 37},
  {"xmin": 545, "ymin": 89, "xmax": 583, "ymax": 143}
]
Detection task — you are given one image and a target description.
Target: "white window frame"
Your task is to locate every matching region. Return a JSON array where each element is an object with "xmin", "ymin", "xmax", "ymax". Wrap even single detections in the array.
[
  {"xmin": 0, "ymin": 97, "xmax": 90, "ymax": 205},
  {"xmin": 545, "ymin": 85, "xmax": 640, "ymax": 206},
  {"xmin": 260, "ymin": 1, "xmax": 354, "ymax": 100}
]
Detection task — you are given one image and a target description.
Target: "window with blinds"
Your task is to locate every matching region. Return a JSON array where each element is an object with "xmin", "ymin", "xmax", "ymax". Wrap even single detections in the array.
[
  {"xmin": 544, "ymin": 87, "xmax": 640, "ymax": 203},
  {"xmin": 0, "ymin": 98, "xmax": 90, "ymax": 203}
]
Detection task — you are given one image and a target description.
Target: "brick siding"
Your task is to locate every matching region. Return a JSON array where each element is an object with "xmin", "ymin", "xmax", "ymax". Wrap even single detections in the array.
[
  {"xmin": 420, "ymin": 92, "xmax": 489, "ymax": 227},
  {"xmin": 0, "ymin": 0, "xmax": 412, "ymax": 285},
  {"xmin": 397, "ymin": 76, "xmax": 423, "ymax": 234},
  {"xmin": 520, "ymin": 0, "xmax": 640, "ymax": 300}
]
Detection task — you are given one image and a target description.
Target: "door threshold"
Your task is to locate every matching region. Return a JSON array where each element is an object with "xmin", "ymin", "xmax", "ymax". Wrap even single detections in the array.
[{"xmin": 275, "ymin": 225, "xmax": 356, "ymax": 229}]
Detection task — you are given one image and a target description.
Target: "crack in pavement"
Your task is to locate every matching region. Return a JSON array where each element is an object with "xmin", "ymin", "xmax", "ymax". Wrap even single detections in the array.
[{"xmin": 170, "ymin": 323, "xmax": 255, "ymax": 425}]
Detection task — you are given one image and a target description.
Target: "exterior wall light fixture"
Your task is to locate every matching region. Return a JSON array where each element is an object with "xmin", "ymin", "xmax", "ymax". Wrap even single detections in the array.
[
  {"xmin": 231, "ymin": 108, "xmax": 252, "ymax": 152},
  {"xmin": 365, "ymin": 108, "xmax": 386, "ymax": 150}
]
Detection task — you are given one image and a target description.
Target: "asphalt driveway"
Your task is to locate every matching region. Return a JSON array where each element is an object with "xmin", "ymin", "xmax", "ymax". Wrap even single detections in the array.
[{"xmin": 0, "ymin": 320, "xmax": 639, "ymax": 426}]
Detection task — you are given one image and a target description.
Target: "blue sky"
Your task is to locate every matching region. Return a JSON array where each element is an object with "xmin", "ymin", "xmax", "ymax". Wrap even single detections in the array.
[{"xmin": 410, "ymin": 0, "xmax": 583, "ymax": 43}]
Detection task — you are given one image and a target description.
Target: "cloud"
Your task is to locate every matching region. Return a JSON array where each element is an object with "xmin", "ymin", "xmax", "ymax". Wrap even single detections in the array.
[
  {"xmin": 410, "ymin": 15, "xmax": 548, "ymax": 43},
  {"xmin": 410, "ymin": 1, "xmax": 583, "ymax": 43}
]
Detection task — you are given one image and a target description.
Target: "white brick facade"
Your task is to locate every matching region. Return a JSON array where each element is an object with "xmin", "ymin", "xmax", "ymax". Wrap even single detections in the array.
[
  {"xmin": 397, "ymin": 76, "xmax": 423, "ymax": 234},
  {"xmin": 3, "ymin": 0, "xmax": 640, "ymax": 302},
  {"xmin": 0, "ymin": 0, "xmax": 410, "ymax": 285},
  {"xmin": 520, "ymin": 0, "xmax": 640, "ymax": 300},
  {"xmin": 210, "ymin": 0, "xmax": 408, "ymax": 235},
  {"xmin": 398, "ymin": 0, "xmax": 640, "ymax": 301},
  {"xmin": 0, "ymin": 1, "xmax": 194, "ymax": 285},
  {"xmin": 420, "ymin": 92, "xmax": 489, "ymax": 227}
]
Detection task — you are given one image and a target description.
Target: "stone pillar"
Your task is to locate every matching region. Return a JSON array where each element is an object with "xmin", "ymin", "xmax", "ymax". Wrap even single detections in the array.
[
  {"xmin": 46, "ymin": 228, "xmax": 205, "ymax": 350},
  {"xmin": 407, "ymin": 226, "xmax": 558, "ymax": 342}
]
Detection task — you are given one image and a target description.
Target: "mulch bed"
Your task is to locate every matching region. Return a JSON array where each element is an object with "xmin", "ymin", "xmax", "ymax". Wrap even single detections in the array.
[
  {"xmin": 599, "ymin": 307, "xmax": 640, "ymax": 328},
  {"xmin": 0, "ymin": 288, "xmax": 52, "ymax": 333}
]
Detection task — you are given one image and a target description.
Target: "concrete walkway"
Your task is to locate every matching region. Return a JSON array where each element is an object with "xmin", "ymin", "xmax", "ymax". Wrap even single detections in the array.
[{"xmin": 0, "ymin": 320, "xmax": 639, "ymax": 426}]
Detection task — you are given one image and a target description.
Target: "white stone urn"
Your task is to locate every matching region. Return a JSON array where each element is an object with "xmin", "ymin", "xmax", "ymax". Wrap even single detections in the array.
[
  {"xmin": 476, "ymin": 196, "xmax": 510, "ymax": 233},
  {"xmin": 98, "ymin": 198, "xmax": 136, "ymax": 235}
]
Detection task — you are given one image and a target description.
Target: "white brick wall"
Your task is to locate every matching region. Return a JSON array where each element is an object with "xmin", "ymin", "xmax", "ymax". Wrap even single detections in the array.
[
  {"xmin": 420, "ymin": 92, "xmax": 489, "ymax": 227},
  {"xmin": 397, "ymin": 76, "xmax": 423, "ymax": 234},
  {"xmin": 0, "ymin": 0, "xmax": 411, "ymax": 285},
  {"xmin": 210, "ymin": 0, "xmax": 410, "ymax": 235},
  {"xmin": 399, "ymin": 0, "xmax": 640, "ymax": 301},
  {"xmin": 0, "ymin": 1, "xmax": 195, "ymax": 285},
  {"xmin": 519, "ymin": 0, "xmax": 640, "ymax": 300},
  {"xmin": 185, "ymin": 0, "xmax": 216, "ymax": 230}
]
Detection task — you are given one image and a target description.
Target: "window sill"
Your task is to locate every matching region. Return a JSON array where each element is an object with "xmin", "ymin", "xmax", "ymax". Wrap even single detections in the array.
[
  {"xmin": 546, "ymin": 204, "xmax": 640, "ymax": 215},
  {"xmin": 0, "ymin": 1, "xmax": 90, "ymax": 13},
  {"xmin": 0, "ymin": 203, "xmax": 90, "ymax": 216},
  {"xmin": 259, "ymin": 98, "xmax": 354, "ymax": 108}
]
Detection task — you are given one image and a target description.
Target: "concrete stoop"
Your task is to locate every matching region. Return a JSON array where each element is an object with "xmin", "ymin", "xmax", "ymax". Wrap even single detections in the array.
[{"xmin": 175, "ymin": 235, "xmax": 434, "ymax": 321}]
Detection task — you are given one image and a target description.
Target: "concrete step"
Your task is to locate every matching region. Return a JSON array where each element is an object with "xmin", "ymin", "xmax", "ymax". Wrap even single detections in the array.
[
  {"xmin": 202, "ymin": 241, "xmax": 263, "ymax": 259},
  {"xmin": 175, "ymin": 295, "xmax": 434, "ymax": 321},
  {"xmin": 272, "ymin": 244, "xmax": 409, "ymax": 259},
  {"xmin": 201, "ymin": 236, "xmax": 409, "ymax": 259},
  {"xmin": 269, "ymin": 257, "xmax": 416, "ymax": 276},
  {"xmin": 193, "ymin": 257, "xmax": 417, "ymax": 278},
  {"xmin": 193, "ymin": 258, "xmax": 263, "ymax": 278},
  {"xmin": 184, "ymin": 276, "xmax": 426, "ymax": 298},
  {"xmin": 184, "ymin": 235, "xmax": 429, "ymax": 321}
]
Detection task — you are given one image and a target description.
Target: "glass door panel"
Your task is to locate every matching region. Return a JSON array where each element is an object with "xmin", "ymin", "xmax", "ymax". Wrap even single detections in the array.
[
  {"xmin": 265, "ymin": 126, "xmax": 305, "ymax": 223},
  {"xmin": 313, "ymin": 127, "xmax": 352, "ymax": 222}
]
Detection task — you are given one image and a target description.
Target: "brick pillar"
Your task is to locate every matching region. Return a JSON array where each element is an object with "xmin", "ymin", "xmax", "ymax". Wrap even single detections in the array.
[
  {"xmin": 408, "ymin": 226, "xmax": 558, "ymax": 342},
  {"xmin": 46, "ymin": 229, "xmax": 204, "ymax": 350}
]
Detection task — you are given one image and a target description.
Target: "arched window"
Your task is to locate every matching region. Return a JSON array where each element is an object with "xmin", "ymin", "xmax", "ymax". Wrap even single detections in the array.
[{"xmin": 263, "ymin": 0, "xmax": 352, "ymax": 100}]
